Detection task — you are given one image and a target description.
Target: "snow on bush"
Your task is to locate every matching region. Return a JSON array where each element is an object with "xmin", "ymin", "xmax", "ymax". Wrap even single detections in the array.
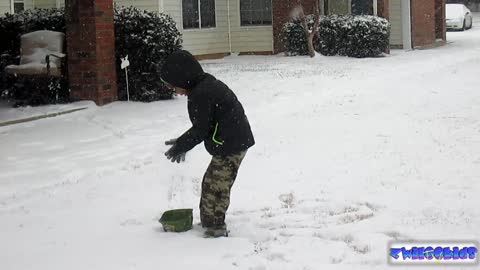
[
  {"xmin": 282, "ymin": 15, "xmax": 316, "ymax": 56},
  {"xmin": 114, "ymin": 6, "xmax": 182, "ymax": 102},
  {"xmin": 318, "ymin": 15, "xmax": 390, "ymax": 58},
  {"xmin": 283, "ymin": 15, "xmax": 390, "ymax": 58}
]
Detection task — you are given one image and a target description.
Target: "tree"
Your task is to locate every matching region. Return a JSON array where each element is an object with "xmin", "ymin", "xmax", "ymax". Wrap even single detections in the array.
[{"xmin": 295, "ymin": 0, "xmax": 322, "ymax": 57}]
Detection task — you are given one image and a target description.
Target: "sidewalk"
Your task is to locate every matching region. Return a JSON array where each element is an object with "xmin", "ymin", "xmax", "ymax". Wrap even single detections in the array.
[{"xmin": 0, "ymin": 100, "xmax": 95, "ymax": 126}]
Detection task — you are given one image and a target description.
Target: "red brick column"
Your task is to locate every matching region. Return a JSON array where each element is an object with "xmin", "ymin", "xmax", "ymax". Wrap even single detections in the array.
[
  {"xmin": 65, "ymin": 0, "xmax": 118, "ymax": 106},
  {"xmin": 411, "ymin": 0, "xmax": 437, "ymax": 48},
  {"xmin": 272, "ymin": 0, "xmax": 316, "ymax": 54}
]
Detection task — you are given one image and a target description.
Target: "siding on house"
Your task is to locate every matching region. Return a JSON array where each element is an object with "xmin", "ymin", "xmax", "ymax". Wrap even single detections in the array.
[
  {"xmin": 0, "ymin": 0, "xmax": 10, "ymax": 15},
  {"xmin": 115, "ymin": 0, "xmax": 158, "ymax": 11},
  {"xmin": 184, "ymin": 0, "xmax": 230, "ymax": 55},
  {"xmin": 389, "ymin": 0, "xmax": 403, "ymax": 47},
  {"xmin": 24, "ymin": 0, "xmax": 34, "ymax": 10},
  {"xmin": 1, "ymin": 0, "xmax": 61, "ymax": 12},
  {"xmin": 163, "ymin": 0, "xmax": 182, "ymax": 24},
  {"xmin": 34, "ymin": 0, "xmax": 56, "ymax": 9},
  {"xmin": 228, "ymin": 0, "xmax": 273, "ymax": 53},
  {"xmin": 163, "ymin": 0, "xmax": 273, "ymax": 56},
  {"xmin": 0, "ymin": 0, "xmax": 35, "ymax": 15}
]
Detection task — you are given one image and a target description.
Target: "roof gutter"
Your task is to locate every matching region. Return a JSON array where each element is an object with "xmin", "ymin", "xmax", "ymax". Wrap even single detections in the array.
[{"xmin": 227, "ymin": 0, "xmax": 232, "ymax": 53}]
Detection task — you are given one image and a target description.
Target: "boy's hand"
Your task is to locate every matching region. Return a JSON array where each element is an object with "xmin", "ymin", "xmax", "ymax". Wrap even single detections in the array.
[
  {"xmin": 165, "ymin": 138, "xmax": 177, "ymax": 145},
  {"xmin": 173, "ymin": 152, "xmax": 186, "ymax": 163},
  {"xmin": 166, "ymin": 152, "xmax": 186, "ymax": 163},
  {"xmin": 165, "ymin": 145, "xmax": 186, "ymax": 163}
]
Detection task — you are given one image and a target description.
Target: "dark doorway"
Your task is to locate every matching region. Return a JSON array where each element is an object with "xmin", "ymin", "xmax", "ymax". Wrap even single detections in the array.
[{"xmin": 435, "ymin": 0, "xmax": 445, "ymax": 40}]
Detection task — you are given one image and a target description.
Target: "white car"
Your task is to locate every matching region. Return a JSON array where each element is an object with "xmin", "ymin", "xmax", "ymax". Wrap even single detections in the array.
[{"xmin": 446, "ymin": 3, "xmax": 473, "ymax": 31}]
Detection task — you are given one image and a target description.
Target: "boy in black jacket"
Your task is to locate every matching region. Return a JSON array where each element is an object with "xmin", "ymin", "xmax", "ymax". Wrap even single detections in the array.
[{"xmin": 161, "ymin": 50, "xmax": 255, "ymax": 237}]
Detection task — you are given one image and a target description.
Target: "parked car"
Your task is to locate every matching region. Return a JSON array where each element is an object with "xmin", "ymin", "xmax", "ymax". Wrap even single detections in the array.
[{"xmin": 446, "ymin": 3, "xmax": 473, "ymax": 31}]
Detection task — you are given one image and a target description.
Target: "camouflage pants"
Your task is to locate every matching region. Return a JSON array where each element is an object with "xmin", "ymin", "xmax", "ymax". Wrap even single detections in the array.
[{"xmin": 200, "ymin": 150, "xmax": 247, "ymax": 227}]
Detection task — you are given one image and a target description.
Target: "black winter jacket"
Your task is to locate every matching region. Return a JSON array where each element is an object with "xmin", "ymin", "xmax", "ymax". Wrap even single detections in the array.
[{"xmin": 161, "ymin": 50, "xmax": 255, "ymax": 156}]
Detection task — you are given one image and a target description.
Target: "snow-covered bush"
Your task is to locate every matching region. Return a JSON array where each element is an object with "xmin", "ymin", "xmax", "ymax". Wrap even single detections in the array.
[
  {"xmin": 0, "ymin": 8, "xmax": 64, "ymax": 57},
  {"xmin": 283, "ymin": 15, "xmax": 390, "ymax": 58},
  {"xmin": 114, "ymin": 6, "xmax": 182, "ymax": 101},
  {"xmin": 282, "ymin": 15, "xmax": 316, "ymax": 56},
  {"xmin": 317, "ymin": 15, "xmax": 390, "ymax": 58}
]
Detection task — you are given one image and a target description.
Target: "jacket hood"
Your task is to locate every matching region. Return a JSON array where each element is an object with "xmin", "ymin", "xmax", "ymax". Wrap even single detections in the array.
[{"xmin": 160, "ymin": 50, "xmax": 205, "ymax": 90}]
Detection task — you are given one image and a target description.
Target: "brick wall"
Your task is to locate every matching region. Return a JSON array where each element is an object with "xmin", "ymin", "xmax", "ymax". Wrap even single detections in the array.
[
  {"xmin": 411, "ymin": 0, "xmax": 437, "ymax": 48},
  {"xmin": 65, "ymin": 0, "xmax": 118, "ymax": 106}
]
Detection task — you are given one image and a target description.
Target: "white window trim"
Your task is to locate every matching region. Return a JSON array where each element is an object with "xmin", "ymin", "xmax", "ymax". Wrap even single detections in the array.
[
  {"xmin": 181, "ymin": 0, "xmax": 217, "ymax": 31},
  {"xmin": 239, "ymin": 0, "xmax": 273, "ymax": 28},
  {"xmin": 158, "ymin": 0, "xmax": 164, "ymax": 13},
  {"xmin": 401, "ymin": 0, "xmax": 412, "ymax": 50}
]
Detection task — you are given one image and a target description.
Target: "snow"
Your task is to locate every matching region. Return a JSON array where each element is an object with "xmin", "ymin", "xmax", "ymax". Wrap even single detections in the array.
[
  {"xmin": 5, "ymin": 30, "xmax": 65, "ymax": 76},
  {"xmin": 0, "ymin": 100, "xmax": 94, "ymax": 123},
  {"xmin": 1, "ymin": 22, "xmax": 480, "ymax": 270}
]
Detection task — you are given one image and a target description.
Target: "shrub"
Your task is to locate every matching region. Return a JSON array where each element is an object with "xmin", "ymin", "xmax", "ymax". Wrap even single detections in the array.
[
  {"xmin": 114, "ymin": 6, "xmax": 182, "ymax": 101},
  {"xmin": 283, "ymin": 15, "xmax": 390, "ymax": 58},
  {"xmin": 282, "ymin": 15, "xmax": 316, "ymax": 56},
  {"xmin": 317, "ymin": 15, "xmax": 390, "ymax": 58}
]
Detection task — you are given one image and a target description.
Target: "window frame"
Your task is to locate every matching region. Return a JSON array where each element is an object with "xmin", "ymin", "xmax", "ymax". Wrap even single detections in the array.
[
  {"xmin": 182, "ymin": 0, "xmax": 217, "ymax": 31},
  {"xmin": 11, "ymin": 0, "xmax": 25, "ymax": 14},
  {"xmin": 239, "ymin": 0, "xmax": 273, "ymax": 27}
]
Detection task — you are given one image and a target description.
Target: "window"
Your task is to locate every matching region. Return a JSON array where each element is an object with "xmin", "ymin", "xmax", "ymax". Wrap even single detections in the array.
[
  {"xmin": 13, "ymin": 0, "xmax": 24, "ymax": 13},
  {"xmin": 324, "ymin": 0, "xmax": 374, "ymax": 16},
  {"xmin": 240, "ymin": 0, "xmax": 272, "ymax": 26},
  {"xmin": 351, "ymin": 0, "xmax": 373, "ymax": 15},
  {"xmin": 182, "ymin": 0, "xmax": 216, "ymax": 29},
  {"xmin": 327, "ymin": 0, "xmax": 350, "ymax": 15}
]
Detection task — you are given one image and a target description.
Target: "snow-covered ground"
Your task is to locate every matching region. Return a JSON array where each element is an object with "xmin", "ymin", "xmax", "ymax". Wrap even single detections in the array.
[{"xmin": 1, "ymin": 22, "xmax": 480, "ymax": 270}]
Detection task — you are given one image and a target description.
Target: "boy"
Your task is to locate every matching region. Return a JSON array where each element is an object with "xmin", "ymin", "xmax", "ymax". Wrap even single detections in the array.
[{"xmin": 161, "ymin": 50, "xmax": 255, "ymax": 237}]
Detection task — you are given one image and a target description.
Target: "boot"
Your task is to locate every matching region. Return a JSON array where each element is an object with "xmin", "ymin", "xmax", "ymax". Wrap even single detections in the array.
[{"xmin": 204, "ymin": 224, "xmax": 228, "ymax": 238}]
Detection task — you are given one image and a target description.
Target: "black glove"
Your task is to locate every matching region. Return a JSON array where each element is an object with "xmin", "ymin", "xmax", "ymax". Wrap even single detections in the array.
[
  {"xmin": 165, "ymin": 144, "xmax": 186, "ymax": 163},
  {"xmin": 165, "ymin": 138, "xmax": 177, "ymax": 145}
]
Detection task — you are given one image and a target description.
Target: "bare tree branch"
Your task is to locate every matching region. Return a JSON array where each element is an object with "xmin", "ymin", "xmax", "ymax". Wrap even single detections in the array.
[{"xmin": 297, "ymin": 0, "xmax": 321, "ymax": 57}]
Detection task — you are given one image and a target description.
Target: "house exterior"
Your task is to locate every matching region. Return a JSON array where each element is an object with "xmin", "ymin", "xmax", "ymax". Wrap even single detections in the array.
[
  {"xmin": 0, "ymin": 0, "xmax": 61, "ymax": 14},
  {"xmin": 319, "ymin": 0, "xmax": 446, "ymax": 50},
  {"xmin": 1, "ymin": 0, "xmax": 446, "ymax": 56},
  {"xmin": 394, "ymin": 0, "xmax": 446, "ymax": 49}
]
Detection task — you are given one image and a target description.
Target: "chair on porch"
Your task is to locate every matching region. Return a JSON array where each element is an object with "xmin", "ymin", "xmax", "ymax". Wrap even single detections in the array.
[{"xmin": 4, "ymin": 30, "xmax": 68, "ymax": 106}]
